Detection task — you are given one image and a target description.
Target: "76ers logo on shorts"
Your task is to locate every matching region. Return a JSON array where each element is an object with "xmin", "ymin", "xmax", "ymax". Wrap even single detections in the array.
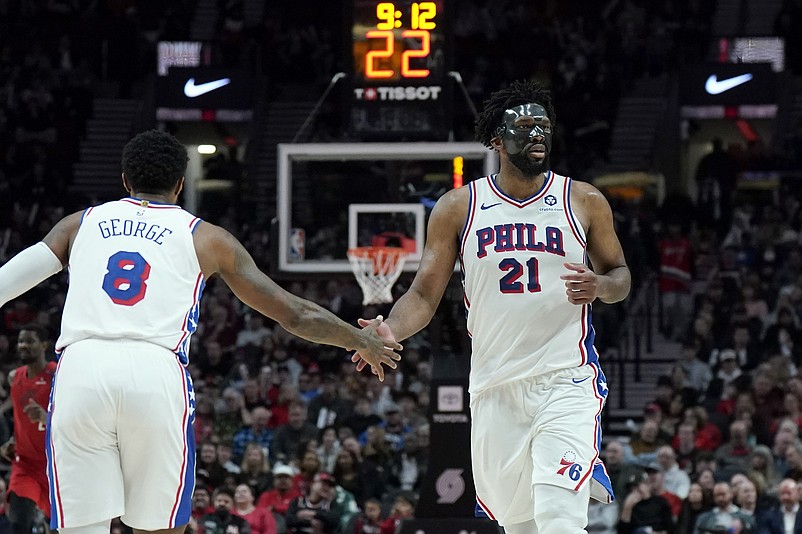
[{"xmin": 556, "ymin": 450, "xmax": 583, "ymax": 481}]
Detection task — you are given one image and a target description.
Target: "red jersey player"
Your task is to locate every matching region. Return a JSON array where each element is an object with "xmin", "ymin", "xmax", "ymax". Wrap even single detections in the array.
[{"xmin": 0, "ymin": 323, "xmax": 56, "ymax": 534}]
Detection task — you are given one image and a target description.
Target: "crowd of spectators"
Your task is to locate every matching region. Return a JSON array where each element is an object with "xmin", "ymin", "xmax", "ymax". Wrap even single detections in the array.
[{"xmin": 6, "ymin": 1, "xmax": 802, "ymax": 534}]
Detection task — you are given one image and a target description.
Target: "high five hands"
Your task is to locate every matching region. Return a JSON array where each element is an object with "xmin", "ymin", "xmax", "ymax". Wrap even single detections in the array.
[
  {"xmin": 352, "ymin": 315, "xmax": 400, "ymax": 381},
  {"xmin": 560, "ymin": 262, "xmax": 600, "ymax": 305}
]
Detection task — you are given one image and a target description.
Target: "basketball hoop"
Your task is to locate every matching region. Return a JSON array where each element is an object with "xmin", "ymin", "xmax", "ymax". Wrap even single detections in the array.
[{"xmin": 347, "ymin": 246, "xmax": 408, "ymax": 305}]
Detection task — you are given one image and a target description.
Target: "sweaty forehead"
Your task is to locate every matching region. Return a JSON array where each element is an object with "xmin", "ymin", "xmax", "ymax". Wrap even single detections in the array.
[{"xmin": 503, "ymin": 103, "xmax": 548, "ymax": 122}]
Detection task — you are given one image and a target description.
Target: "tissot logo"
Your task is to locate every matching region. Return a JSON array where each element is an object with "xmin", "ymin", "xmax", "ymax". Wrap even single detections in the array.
[
  {"xmin": 704, "ymin": 73, "xmax": 753, "ymax": 95},
  {"xmin": 354, "ymin": 85, "xmax": 442, "ymax": 101},
  {"xmin": 183, "ymin": 77, "xmax": 231, "ymax": 97}
]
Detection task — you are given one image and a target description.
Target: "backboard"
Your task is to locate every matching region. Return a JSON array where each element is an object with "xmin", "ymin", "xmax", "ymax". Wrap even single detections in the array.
[{"xmin": 277, "ymin": 142, "xmax": 497, "ymax": 274}]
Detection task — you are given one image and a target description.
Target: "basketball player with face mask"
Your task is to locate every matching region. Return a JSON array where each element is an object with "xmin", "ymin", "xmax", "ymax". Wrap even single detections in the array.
[{"xmin": 354, "ymin": 80, "xmax": 631, "ymax": 533}]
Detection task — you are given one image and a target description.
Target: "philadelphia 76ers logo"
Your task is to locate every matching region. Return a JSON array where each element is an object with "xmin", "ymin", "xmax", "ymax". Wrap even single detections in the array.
[{"xmin": 556, "ymin": 450, "xmax": 583, "ymax": 481}]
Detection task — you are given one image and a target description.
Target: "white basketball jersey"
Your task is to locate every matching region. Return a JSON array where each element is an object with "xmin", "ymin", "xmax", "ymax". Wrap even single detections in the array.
[
  {"xmin": 459, "ymin": 172, "xmax": 599, "ymax": 394},
  {"xmin": 57, "ymin": 198, "xmax": 205, "ymax": 365}
]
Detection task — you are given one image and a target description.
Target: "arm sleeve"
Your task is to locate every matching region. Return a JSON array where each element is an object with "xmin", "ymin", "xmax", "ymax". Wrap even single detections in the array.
[{"xmin": 0, "ymin": 242, "xmax": 64, "ymax": 307}]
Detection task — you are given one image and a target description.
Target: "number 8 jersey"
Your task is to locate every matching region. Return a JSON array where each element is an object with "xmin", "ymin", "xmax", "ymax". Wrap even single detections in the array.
[
  {"xmin": 56, "ymin": 198, "xmax": 205, "ymax": 365},
  {"xmin": 459, "ymin": 172, "xmax": 598, "ymax": 395}
]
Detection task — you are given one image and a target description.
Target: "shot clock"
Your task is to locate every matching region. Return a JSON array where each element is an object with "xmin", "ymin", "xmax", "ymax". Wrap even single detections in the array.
[{"xmin": 349, "ymin": 0, "xmax": 452, "ymax": 140}]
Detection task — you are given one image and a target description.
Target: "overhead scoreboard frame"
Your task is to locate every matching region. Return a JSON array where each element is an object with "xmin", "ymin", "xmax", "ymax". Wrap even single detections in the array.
[
  {"xmin": 276, "ymin": 142, "xmax": 498, "ymax": 274},
  {"xmin": 348, "ymin": 0, "xmax": 453, "ymax": 140}
]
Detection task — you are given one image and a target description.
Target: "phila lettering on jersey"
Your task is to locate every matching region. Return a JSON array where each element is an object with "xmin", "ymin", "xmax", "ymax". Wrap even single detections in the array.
[
  {"xmin": 56, "ymin": 198, "xmax": 205, "ymax": 365},
  {"xmin": 459, "ymin": 172, "xmax": 598, "ymax": 394}
]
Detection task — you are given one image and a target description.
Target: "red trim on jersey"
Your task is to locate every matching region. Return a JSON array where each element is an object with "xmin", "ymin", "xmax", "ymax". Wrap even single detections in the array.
[
  {"xmin": 562, "ymin": 178, "xmax": 586, "ymax": 246},
  {"xmin": 168, "ymin": 362, "xmax": 190, "ymax": 526},
  {"xmin": 487, "ymin": 171, "xmax": 554, "ymax": 208},
  {"xmin": 574, "ymin": 363, "xmax": 605, "ymax": 491},
  {"xmin": 475, "ymin": 495, "xmax": 496, "ymax": 520},
  {"xmin": 81, "ymin": 207, "xmax": 94, "ymax": 223},
  {"xmin": 49, "ymin": 442, "xmax": 64, "ymax": 528},
  {"xmin": 172, "ymin": 272, "xmax": 204, "ymax": 353},
  {"xmin": 188, "ymin": 217, "xmax": 200, "ymax": 229}
]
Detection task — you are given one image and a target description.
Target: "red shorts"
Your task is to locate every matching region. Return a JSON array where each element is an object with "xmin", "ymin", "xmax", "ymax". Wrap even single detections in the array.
[{"xmin": 9, "ymin": 460, "xmax": 50, "ymax": 517}]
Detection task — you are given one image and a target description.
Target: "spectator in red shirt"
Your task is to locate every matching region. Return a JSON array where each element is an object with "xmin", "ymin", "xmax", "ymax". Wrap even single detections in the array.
[
  {"xmin": 379, "ymin": 494, "xmax": 415, "ymax": 534},
  {"xmin": 349, "ymin": 498, "xmax": 383, "ymax": 534},
  {"xmin": 232, "ymin": 484, "xmax": 277, "ymax": 534},
  {"xmin": 292, "ymin": 450, "xmax": 323, "ymax": 497},
  {"xmin": 658, "ymin": 221, "xmax": 694, "ymax": 341},
  {"xmin": 192, "ymin": 486, "xmax": 214, "ymax": 520},
  {"xmin": 257, "ymin": 465, "xmax": 300, "ymax": 517},
  {"xmin": 674, "ymin": 405, "xmax": 722, "ymax": 452}
]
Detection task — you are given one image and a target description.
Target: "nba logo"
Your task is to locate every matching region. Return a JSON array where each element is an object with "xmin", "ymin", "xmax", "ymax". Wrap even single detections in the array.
[{"xmin": 289, "ymin": 228, "xmax": 305, "ymax": 261}]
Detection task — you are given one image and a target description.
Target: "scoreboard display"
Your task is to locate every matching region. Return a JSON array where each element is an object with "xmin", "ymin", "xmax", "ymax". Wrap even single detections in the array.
[{"xmin": 349, "ymin": 0, "xmax": 452, "ymax": 140}]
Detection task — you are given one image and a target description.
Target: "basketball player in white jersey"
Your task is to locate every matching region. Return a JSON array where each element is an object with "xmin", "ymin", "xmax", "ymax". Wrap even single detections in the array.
[
  {"xmin": 354, "ymin": 80, "xmax": 631, "ymax": 533},
  {"xmin": 0, "ymin": 130, "xmax": 401, "ymax": 534}
]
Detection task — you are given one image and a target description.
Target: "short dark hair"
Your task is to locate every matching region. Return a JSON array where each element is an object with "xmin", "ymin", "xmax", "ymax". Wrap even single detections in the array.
[
  {"xmin": 18, "ymin": 323, "xmax": 49, "ymax": 343},
  {"xmin": 212, "ymin": 486, "xmax": 234, "ymax": 500},
  {"xmin": 121, "ymin": 129, "xmax": 188, "ymax": 194},
  {"xmin": 474, "ymin": 80, "xmax": 556, "ymax": 148}
]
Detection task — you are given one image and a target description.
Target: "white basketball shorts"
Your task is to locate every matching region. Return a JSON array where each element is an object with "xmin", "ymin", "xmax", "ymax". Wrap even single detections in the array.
[
  {"xmin": 471, "ymin": 362, "xmax": 613, "ymax": 526},
  {"xmin": 46, "ymin": 339, "xmax": 195, "ymax": 530}
]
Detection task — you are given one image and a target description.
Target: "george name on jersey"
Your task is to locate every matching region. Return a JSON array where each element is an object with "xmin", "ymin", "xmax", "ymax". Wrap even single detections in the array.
[
  {"xmin": 97, "ymin": 218, "xmax": 174, "ymax": 245},
  {"xmin": 476, "ymin": 224, "xmax": 565, "ymax": 258}
]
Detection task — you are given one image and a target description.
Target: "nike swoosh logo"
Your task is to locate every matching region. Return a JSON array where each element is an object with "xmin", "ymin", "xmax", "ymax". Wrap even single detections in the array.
[
  {"xmin": 572, "ymin": 377, "xmax": 590, "ymax": 384},
  {"xmin": 480, "ymin": 202, "xmax": 501, "ymax": 210},
  {"xmin": 704, "ymin": 73, "xmax": 753, "ymax": 95},
  {"xmin": 184, "ymin": 77, "xmax": 231, "ymax": 98}
]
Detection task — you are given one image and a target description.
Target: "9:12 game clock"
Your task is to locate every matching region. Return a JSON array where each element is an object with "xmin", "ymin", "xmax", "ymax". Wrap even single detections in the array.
[{"xmin": 350, "ymin": 0, "xmax": 451, "ymax": 140}]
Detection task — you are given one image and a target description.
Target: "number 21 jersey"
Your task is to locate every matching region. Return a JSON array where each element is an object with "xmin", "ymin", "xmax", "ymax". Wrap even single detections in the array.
[
  {"xmin": 57, "ymin": 198, "xmax": 205, "ymax": 365},
  {"xmin": 459, "ymin": 173, "xmax": 598, "ymax": 395}
]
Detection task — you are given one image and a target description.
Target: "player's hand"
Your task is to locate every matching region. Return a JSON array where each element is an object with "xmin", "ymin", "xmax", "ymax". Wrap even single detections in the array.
[
  {"xmin": 23, "ymin": 399, "xmax": 47, "ymax": 424},
  {"xmin": 560, "ymin": 263, "xmax": 599, "ymax": 305},
  {"xmin": 351, "ymin": 315, "xmax": 401, "ymax": 382},
  {"xmin": 0, "ymin": 439, "xmax": 14, "ymax": 462}
]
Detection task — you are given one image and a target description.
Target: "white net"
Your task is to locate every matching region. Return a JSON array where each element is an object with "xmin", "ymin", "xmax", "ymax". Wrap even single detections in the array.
[{"xmin": 347, "ymin": 247, "xmax": 407, "ymax": 305}]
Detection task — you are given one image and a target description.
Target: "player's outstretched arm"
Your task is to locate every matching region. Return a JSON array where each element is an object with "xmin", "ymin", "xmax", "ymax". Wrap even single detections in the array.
[
  {"xmin": 0, "ymin": 211, "xmax": 81, "ymax": 308},
  {"xmin": 352, "ymin": 188, "xmax": 466, "ymax": 373},
  {"xmin": 381, "ymin": 188, "xmax": 466, "ymax": 340},
  {"xmin": 195, "ymin": 222, "xmax": 402, "ymax": 381}
]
